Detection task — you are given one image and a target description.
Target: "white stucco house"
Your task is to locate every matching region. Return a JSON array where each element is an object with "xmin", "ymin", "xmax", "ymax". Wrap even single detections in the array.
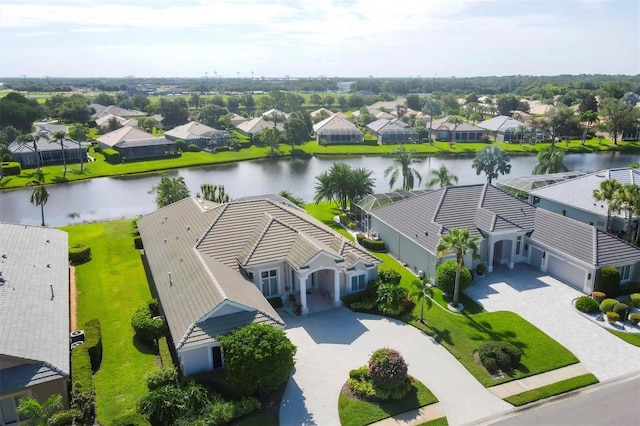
[
  {"xmin": 359, "ymin": 183, "xmax": 640, "ymax": 295},
  {"xmin": 137, "ymin": 195, "xmax": 380, "ymax": 376}
]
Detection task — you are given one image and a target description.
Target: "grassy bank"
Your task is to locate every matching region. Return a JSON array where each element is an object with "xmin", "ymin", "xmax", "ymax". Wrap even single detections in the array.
[
  {"xmin": 504, "ymin": 373, "xmax": 599, "ymax": 406},
  {"xmin": 2, "ymin": 138, "xmax": 638, "ymax": 190},
  {"xmin": 61, "ymin": 220, "xmax": 157, "ymax": 424}
]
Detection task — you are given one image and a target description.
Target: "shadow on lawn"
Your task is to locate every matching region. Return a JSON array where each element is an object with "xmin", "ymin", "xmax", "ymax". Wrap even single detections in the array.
[{"xmin": 133, "ymin": 335, "xmax": 159, "ymax": 355}]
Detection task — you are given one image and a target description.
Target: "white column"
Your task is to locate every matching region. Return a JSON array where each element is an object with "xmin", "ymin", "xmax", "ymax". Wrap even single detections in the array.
[
  {"xmin": 299, "ymin": 275, "xmax": 308, "ymax": 315},
  {"xmin": 487, "ymin": 236, "xmax": 494, "ymax": 273},
  {"xmin": 509, "ymin": 237, "xmax": 516, "ymax": 269},
  {"xmin": 333, "ymin": 269, "xmax": 342, "ymax": 307}
]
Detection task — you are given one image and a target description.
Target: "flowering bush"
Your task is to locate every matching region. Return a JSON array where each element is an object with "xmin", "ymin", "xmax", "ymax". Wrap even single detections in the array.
[{"xmin": 368, "ymin": 348, "xmax": 410, "ymax": 399}]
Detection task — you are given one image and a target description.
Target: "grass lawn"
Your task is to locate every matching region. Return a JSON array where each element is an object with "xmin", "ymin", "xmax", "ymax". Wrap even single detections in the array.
[
  {"xmin": 504, "ymin": 373, "xmax": 599, "ymax": 406},
  {"xmin": 338, "ymin": 379, "xmax": 438, "ymax": 426},
  {"xmin": 304, "ymin": 201, "xmax": 353, "ymax": 240},
  {"xmin": 607, "ymin": 329, "xmax": 640, "ymax": 347},
  {"xmin": 60, "ymin": 220, "xmax": 157, "ymax": 424}
]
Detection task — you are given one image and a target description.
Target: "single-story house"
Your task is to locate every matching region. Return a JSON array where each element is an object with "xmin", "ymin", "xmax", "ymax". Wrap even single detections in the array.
[
  {"xmin": 261, "ymin": 109, "xmax": 290, "ymax": 120},
  {"xmin": 527, "ymin": 100, "xmax": 555, "ymax": 115},
  {"xmin": 228, "ymin": 113, "xmax": 247, "ymax": 127},
  {"xmin": 352, "ymin": 107, "xmax": 394, "ymax": 123},
  {"xmin": 529, "ymin": 168, "xmax": 640, "ymax": 236},
  {"xmin": 313, "ymin": 114, "xmax": 363, "ymax": 145},
  {"xmin": 97, "ymin": 126, "xmax": 176, "ymax": 160},
  {"xmin": 8, "ymin": 130, "xmax": 88, "ymax": 169},
  {"xmin": 496, "ymin": 171, "xmax": 586, "ymax": 200},
  {"xmin": 366, "ymin": 118, "xmax": 419, "ymax": 144},
  {"xmin": 363, "ymin": 183, "xmax": 640, "ymax": 294},
  {"xmin": 310, "ymin": 108, "xmax": 335, "ymax": 122},
  {"xmin": 165, "ymin": 121, "xmax": 233, "ymax": 149},
  {"xmin": 33, "ymin": 122, "xmax": 68, "ymax": 134},
  {"xmin": 137, "ymin": 195, "xmax": 380, "ymax": 375},
  {"xmin": 0, "ymin": 224, "xmax": 70, "ymax": 416},
  {"xmin": 477, "ymin": 116, "xmax": 530, "ymax": 143},
  {"xmin": 90, "ymin": 104, "xmax": 146, "ymax": 119},
  {"xmin": 429, "ymin": 116, "xmax": 485, "ymax": 142},
  {"xmin": 236, "ymin": 117, "xmax": 284, "ymax": 138}
]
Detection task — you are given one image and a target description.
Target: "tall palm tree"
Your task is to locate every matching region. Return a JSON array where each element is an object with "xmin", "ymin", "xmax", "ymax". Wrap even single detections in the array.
[
  {"xmin": 69, "ymin": 123, "xmax": 88, "ymax": 172},
  {"xmin": 436, "ymin": 228, "xmax": 479, "ymax": 308},
  {"xmin": 471, "ymin": 145, "xmax": 512, "ymax": 184},
  {"xmin": 28, "ymin": 170, "xmax": 49, "ymax": 227},
  {"xmin": 384, "ymin": 146, "xmax": 422, "ymax": 191},
  {"xmin": 50, "ymin": 130, "xmax": 68, "ymax": 179},
  {"xmin": 531, "ymin": 146, "xmax": 568, "ymax": 174},
  {"xmin": 17, "ymin": 394, "xmax": 65, "ymax": 426},
  {"xmin": 425, "ymin": 164, "xmax": 459, "ymax": 188},
  {"xmin": 614, "ymin": 184, "xmax": 640, "ymax": 242},
  {"xmin": 410, "ymin": 277, "xmax": 433, "ymax": 323},
  {"xmin": 18, "ymin": 131, "xmax": 45, "ymax": 170},
  {"xmin": 313, "ymin": 162, "xmax": 375, "ymax": 211},
  {"xmin": 593, "ymin": 179, "xmax": 622, "ymax": 231}
]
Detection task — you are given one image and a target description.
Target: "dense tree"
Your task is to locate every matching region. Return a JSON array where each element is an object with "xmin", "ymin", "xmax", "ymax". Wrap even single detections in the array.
[
  {"xmin": 578, "ymin": 94, "xmax": 598, "ymax": 113},
  {"xmin": 439, "ymin": 94, "xmax": 460, "ymax": 115},
  {"xmin": 410, "ymin": 277, "xmax": 433, "ymax": 323},
  {"xmin": 496, "ymin": 95, "xmax": 520, "ymax": 116},
  {"xmin": 46, "ymin": 94, "xmax": 90, "ymax": 123},
  {"xmin": 28, "ymin": 170, "xmax": 49, "ymax": 226},
  {"xmin": 218, "ymin": 323, "xmax": 297, "ymax": 395},
  {"xmin": 310, "ymin": 93, "xmax": 322, "ymax": 106},
  {"xmin": 313, "ymin": 162, "xmax": 374, "ymax": 210},
  {"xmin": 436, "ymin": 228, "xmax": 479, "ymax": 307},
  {"xmin": 384, "ymin": 147, "xmax": 422, "ymax": 191},
  {"xmin": 159, "ymin": 98, "xmax": 189, "ymax": 130},
  {"xmin": 94, "ymin": 93, "xmax": 115, "ymax": 106},
  {"xmin": 405, "ymin": 94, "xmax": 422, "ymax": 111},
  {"xmin": 132, "ymin": 94, "xmax": 150, "ymax": 111},
  {"xmin": 614, "ymin": 184, "xmax": 640, "ymax": 242},
  {"xmin": 542, "ymin": 105, "xmax": 580, "ymax": 145},
  {"xmin": 471, "ymin": 145, "xmax": 512, "ymax": 184},
  {"xmin": 532, "ymin": 146, "xmax": 568, "ymax": 174},
  {"xmin": 425, "ymin": 164, "xmax": 459, "ymax": 188},
  {"xmin": 260, "ymin": 127, "xmax": 283, "ymax": 156},
  {"xmin": 599, "ymin": 98, "xmax": 640, "ymax": 144},
  {"xmin": 283, "ymin": 117, "xmax": 309, "ymax": 150},
  {"xmin": 197, "ymin": 104, "xmax": 228, "ymax": 128},
  {"xmin": 593, "ymin": 179, "xmax": 622, "ymax": 231},
  {"xmin": 148, "ymin": 174, "xmax": 190, "ymax": 208},
  {"xmin": 50, "ymin": 130, "xmax": 68, "ymax": 179},
  {"xmin": 323, "ymin": 94, "xmax": 335, "ymax": 108},
  {"xmin": 0, "ymin": 92, "xmax": 45, "ymax": 132}
]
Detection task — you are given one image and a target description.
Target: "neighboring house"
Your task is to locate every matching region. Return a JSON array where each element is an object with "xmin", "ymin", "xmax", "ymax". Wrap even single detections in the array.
[
  {"xmin": 529, "ymin": 168, "xmax": 640, "ymax": 235},
  {"xmin": 90, "ymin": 104, "xmax": 146, "ymax": 119},
  {"xmin": 477, "ymin": 115, "xmax": 529, "ymax": 142},
  {"xmin": 310, "ymin": 108, "xmax": 335, "ymax": 121},
  {"xmin": 363, "ymin": 183, "xmax": 640, "ymax": 294},
  {"xmin": 97, "ymin": 126, "xmax": 176, "ymax": 160},
  {"xmin": 137, "ymin": 195, "xmax": 380, "ymax": 376},
  {"xmin": 8, "ymin": 130, "xmax": 87, "ymax": 169},
  {"xmin": 352, "ymin": 107, "xmax": 394, "ymax": 123},
  {"xmin": 497, "ymin": 171, "xmax": 586, "ymax": 200},
  {"xmin": 527, "ymin": 100, "xmax": 555, "ymax": 115},
  {"xmin": 313, "ymin": 114, "xmax": 363, "ymax": 145},
  {"xmin": 366, "ymin": 118, "xmax": 419, "ymax": 144},
  {"xmin": 228, "ymin": 113, "xmax": 247, "ymax": 127},
  {"xmin": 165, "ymin": 121, "xmax": 233, "ymax": 149},
  {"xmin": 622, "ymin": 124, "xmax": 640, "ymax": 141},
  {"xmin": 236, "ymin": 117, "xmax": 284, "ymax": 138},
  {"xmin": 261, "ymin": 109, "xmax": 290, "ymax": 120},
  {"xmin": 0, "ymin": 224, "xmax": 70, "ymax": 416},
  {"xmin": 94, "ymin": 114, "xmax": 128, "ymax": 131},
  {"xmin": 33, "ymin": 122, "xmax": 68, "ymax": 134},
  {"xmin": 429, "ymin": 116, "xmax": 485, "ymax": 142}
]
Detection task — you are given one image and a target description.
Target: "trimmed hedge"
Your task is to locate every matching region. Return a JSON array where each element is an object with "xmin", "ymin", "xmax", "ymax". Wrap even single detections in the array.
[
  {"xmin": 187, "ymin": 144, "xmax": 201, "ymax": 152},
  {"xmin": 594, "ymin": 266, "xmax": 620, "ymax": 299},
  {"xmin": 599, "ymin": 298, "xmax": 619, "ymax": 313},
  {"xmin": 145, "ymin": 365, "xmax": 178, "ymax": 391},
  {"xmin": 435, "ymin": 259, "xmax": 472, "ymax": 295},
  {"xmin": 1, "ymin": 162, "xmax": 21, "ymax": 176},
  {"xmin": 575, "ymin": 296, "xmax": 599, "ymax": 314},
  {"xmin": 71, "ymin": 345, "xmax": 94, "ymax": 393},
  {"xmin": 84, "ymin": 319, "xmax": 103, "ymax": 372},
  {"xmin": 630, "ymin": 293, "xmax": 640, "ymax": 309},
  {"xmin": 606, "ymin": 311, "xmax": 620, "ymax": 323},
  {"xmin": 630, "ymin": 313, "xmax": 640, "ymax": 326},
  {"xmin": 131, "ymin": 301, "xmax": 166, "ymax": 343},
  {"xmin": 69, "ymin": 244, "xmax": 91, "ymax": 264},
  {"xmin": 591, "ymin": 291, "xmax": 606, "ymax": 303},
  {"xmin": 357, "ymin": 234, "xmax": 386, "ymax": 251},
  {"xmin": 378, "ymin": 269, "xmax": 402, "ymax": 286},
  {"xmin": 102, "ymin": 148, "xmax": 121, "ymax": 164},
  {"xmin": 158, "ymin": 336, "xmax": 173, "ymax": 366},
  {"xmin": 478, "ymin": 341, "xmax": 522, "ymax": 373}
]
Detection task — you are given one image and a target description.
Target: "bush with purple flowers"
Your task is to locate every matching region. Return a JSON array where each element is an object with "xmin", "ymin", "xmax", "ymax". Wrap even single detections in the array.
[{"xmin": 348, "ymin": 348, "xmax": 411, "ymax": 401}]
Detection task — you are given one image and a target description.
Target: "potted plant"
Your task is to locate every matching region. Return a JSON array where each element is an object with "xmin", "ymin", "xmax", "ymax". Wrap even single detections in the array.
[{"xmin": 476, "ymin": 262, "xmax": 486, "ymax": 277}]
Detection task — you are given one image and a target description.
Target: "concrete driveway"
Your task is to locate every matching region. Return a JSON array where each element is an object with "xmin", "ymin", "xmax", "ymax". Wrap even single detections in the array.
[
  {"xmin": 279, "ymin": 308, "xmax": 512, "ymax": 426},
  {"xmin": 465, "ymin": 265, "xmax": 640, "ymax": 382}
]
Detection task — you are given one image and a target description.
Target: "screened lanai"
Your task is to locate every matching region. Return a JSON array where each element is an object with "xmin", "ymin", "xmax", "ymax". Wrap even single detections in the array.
[
  {"xmin": 316, "ymin": 127, "xmax": 363, "ymax": 145},
  {"xmin": 497, "ymin": 171, "xmax": 586, "ymax": 199}
]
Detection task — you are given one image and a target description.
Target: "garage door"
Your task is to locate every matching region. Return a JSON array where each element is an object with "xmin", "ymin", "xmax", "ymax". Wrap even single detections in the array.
[{"xmin": 547, "ymin": 255, "xmax": 586, "ymax": 291}]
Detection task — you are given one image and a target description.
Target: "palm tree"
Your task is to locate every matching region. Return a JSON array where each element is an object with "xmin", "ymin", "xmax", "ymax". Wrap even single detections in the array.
[
  {"xmin": 614, "ymin": 184, "xmax": 640, "ymax": 242},
  {"xmin": 471, "ymin": 145, "xmax": 512, "ymax": 184},
  {"xmin": 410, "ymin": 277, "xmax": 434, "ymax": 323},
  {"xmin": 50, "ymin": 130, "xmax": 68, "ymax": 179},
  {"xmin": 313, "ymin": 162, "xmax": 374, "ymax": 211},
  {"xmin": 313, "ymin": 170, "xmax": 335, "ymax": 206},
  {"xmin": 18, "ymin": 131, "xmax": 46, "ymax": 170},
  {"xmin": 0, "ymin": 143, "xmax": 12, "ymax": 179},
  {"xmin": 425, "ymin": 164, "xmax": 459, "ymax": 188},
  {"xmin": 593, "ymin": 179, "xmax": 622, "ymax": 231},
  {"xmin": 17, "ymin": 394, "xmax": 65, "ymax": 426},
  {"xmin": 384, "ymin": 146, "xmax": 422, "ymax": 191},
  {"xmin": 436, "ymin": 228, "xmax": 479, "ymax": 308},
  {"xmin": 29, "ymin": 170, "xmax": 49, "ymax": 227},
  {"xmin": 514, "ymin": 124, "xmax": 529, "ymax": 144},
  {"xmin": 531, "ymin": 146, "xmax": 568, "ymax": 174},
  {"xmin": 69, "ymin": 123, "xmax": 89, "ymax": 172}
]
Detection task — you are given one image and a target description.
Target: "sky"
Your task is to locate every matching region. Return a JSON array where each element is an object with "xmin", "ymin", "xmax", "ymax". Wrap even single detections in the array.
[{"xmin": 0, "ymin": 0, "xmax": 638, "ymax": 79}]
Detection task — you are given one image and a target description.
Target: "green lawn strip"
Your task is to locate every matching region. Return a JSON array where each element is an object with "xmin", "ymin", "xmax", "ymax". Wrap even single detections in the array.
[
  {"xmin": 606, "ymin": 329, "xmax": 640, "ymax": 346},
  {"xmin": 304, "ymin": 202, "xmax": 354, "ymax": 241},
  {"xmin": 504, "ymin": 373, "xmax": 599, "ymax": 406},
  {"xmin": 61, "ymin": 220, "xmax": 157, "ymax": 424},
  {"xmin": 418, "ymin": 417, "xmax": 449, "ymax": 426},
  {"xmin": 338, "ymin": 380, "xmax": 438, "ymax": 426}
]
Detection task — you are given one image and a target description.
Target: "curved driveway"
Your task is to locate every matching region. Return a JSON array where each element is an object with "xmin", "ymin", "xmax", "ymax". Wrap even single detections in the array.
[{"xmin": 279, "ymin": 308, "xmax": 512, "ymax": 426}]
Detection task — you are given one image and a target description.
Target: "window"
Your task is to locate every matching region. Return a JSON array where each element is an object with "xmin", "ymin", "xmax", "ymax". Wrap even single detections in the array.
[
  {"xmin": 0, "ymin": 393, "xmax": 28, "ymax": 425},
  {"xmin": 619, "ymin": 265, "xmax": 631, "ymax": 282},
  {"xmin": 351, "ymin": 274, "xmax": 366, "ymax": 292},
  {"xmin": 212, "ymin": 346, "xmax": 223, "ymax": 369},
  {"xmin": 562, "ymin": 210, "xmax": 566, "ymax": 216},
  {"xmin": 516, "ymin": 236, "xmax": 522, "ymax": 255},
  {"xmin": 261, "ymin": 269, "xmax": 278, "ymax": 297}
]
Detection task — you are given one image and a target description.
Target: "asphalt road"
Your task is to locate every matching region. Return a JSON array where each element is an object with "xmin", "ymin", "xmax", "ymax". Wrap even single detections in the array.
[{"xmin": 482, "ymin": 374, "xmax": 640, "ymax": 426}]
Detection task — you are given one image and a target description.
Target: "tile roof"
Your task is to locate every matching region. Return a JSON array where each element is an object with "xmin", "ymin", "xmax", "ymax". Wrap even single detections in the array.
[
  {"xmin": 9, "ymin": 132, "xmax": 79, "ymax": 154},
  {"xmin": 91, "ymin": 105, "xmax": 145, "ymax": 119},
  {"xmin": 477, "ymin": 115, "xmax": 528, "ymax": 133},
  {"xmin": 236, "ymin": 117, "xmax": 284, "ymax": 134},
  {"xmin": 0, "ymin": 362, "xmax": 67, "ymax": 394},
  {"xmin": 430, "ymin": 116, "xmax": 484, "ymax": 132},
  {"xmin": 117, "ymin": 137, "xmax": 174, "ymax": 149},
  {"xmin": 97, "ymin": 126, "xmax": 154, "ymax": 148},
  {"xmin": 313, "ymin": 114, "xmax": 359, "ymax": 133},
  {"xmin": 530, "ymin": 168, "xmax": 640, "ymax": 220},
  {"xmin": 0, "ymin": 224, "xmax": 70, "ymax": 380},
  {"xmin": 165, "ymin": 121, "xmax": 231, "ymax": 141}
]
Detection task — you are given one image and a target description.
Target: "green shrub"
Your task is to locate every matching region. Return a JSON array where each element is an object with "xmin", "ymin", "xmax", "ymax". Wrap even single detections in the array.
[
  {"xmin": 347, "ymin": 377, "xmax": 377, "ymax": 399},
  {"xmin": 575, "ymin": 296, "xmax": 599, "ymax": 314},
  {"xmin": 595, "ymin": 266, "xmax": 621, "ymax": 298},
  {"xmin": 591, "ymin": 291, "xmax": 606, "ymax": 303},
  {"xmin": 147, "ymin": 299, "xmax": 160, "ymax": 316},
  {"xmin": 478, "ymin": 341, "xmax": 522, "ymax": 373},
  {"xmin": 131, "ymin": 304, "xmax": 166, "ymax": 343},
  {"xmin": 435, "ymin": 260, "xmax": 472, "ymax": 295},
  {"xmin": 629, "ymin": 313, "xmax": 640, "ymax": 326},
  {"xmin": 71, "ymin": 345, "xmax": 93, "ymax": 393},
  {"xmin": 1, "ymin": 162, "xmax": 21, "ymax": 176},
  {"xmin": 617, "ymin": 282, "xmax": 640, "ymax": 296},
  {"xmin": 606, "ymin": 311, "xmax": 620, "ymax": 323},
  {"xmin": 599, "ymin": 298, "xmax": 619, "ymax": 313},
  {"xmin": 356, "ymin": 233, "xmax": 365, "ymax": 244},
  {"xmin": 84, "ymin": 319, "xmax": 102, "ymax": 372},
  {"xmin": 174, "ymin": 139, "xmax": 186, "ymax": 151},
  {"xmin": 69, "ymin": 244, "xmax": 91, "ymax": 264},
  {"xmin": 110, "ymin": 412, "xmax": 151, "ymax": 426},
  {"xmin": 158, "ymin": 336, "xmax": 172, "ymax": 366},
  {"xmin": 187, "ymin": 144, "xmax": 201, "ymax": 152},
  {"xmin": 102, "ymin": 148, "xmax": 121, "ymax": 164},
  {"xmin": 368, "ymin": 348, "xmax": 409, "ymax": 398},
  {"xmin": 350, "ymin": 300, "xmax": 377, "ymax": 311},
  {"xmin": 71, "ymin": 384, "xmax": 96, "ymax": 426},
  {"xmin": 476, "ymin": 263, "xmax": 487, "ymax": 275},
  {"xmin": 349, "ymin": 365, "xmax": 369, "ymax": 381},
  {"xmin": 362, "ymin": 238, "xmax": 386, "ymax": 251},
  {"xmin": 146, "ymin": 365, "xmax": 178, "ymax": 391},
  {"xmin": 378, "ymin": 269, "xmax": 402, "ymax": 286},
  {"xmin": 613, "ymin": 303, "xmax": 629, "ymax": 322},
  {"xmin": 630, "ymin": 293, "xmax": 640, "ymax": 309}
]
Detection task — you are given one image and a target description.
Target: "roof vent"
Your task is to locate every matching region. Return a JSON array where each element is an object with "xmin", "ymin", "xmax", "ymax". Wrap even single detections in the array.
[
  {"xmin": 1, "ymin": 253, "xmax": 6, "ymax": 259},
  {"xmin": 186, "ymin": 225, "xmax": 190, "ymax": 231},
  {"xmin": 49, "ymin": 283, "xmax": 54, "ymax": 300}
]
